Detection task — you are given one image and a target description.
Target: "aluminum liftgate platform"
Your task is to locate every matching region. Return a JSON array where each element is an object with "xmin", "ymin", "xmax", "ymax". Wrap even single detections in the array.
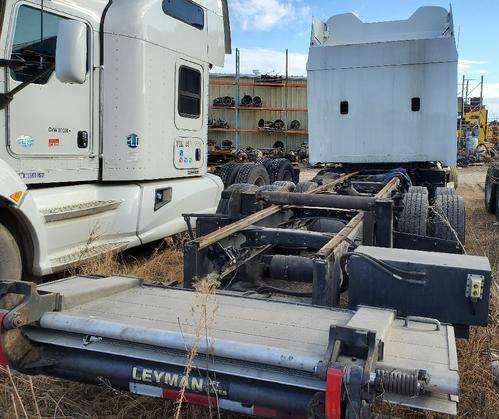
[{"xmin": 0, "ymin": 276, "xmax": 458, "ymax": 418}]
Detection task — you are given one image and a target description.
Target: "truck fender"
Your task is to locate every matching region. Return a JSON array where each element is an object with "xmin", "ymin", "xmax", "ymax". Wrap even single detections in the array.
[
  {"xmin": 0, "ymin": 159, "xmax": 27, "ymax": 204},
  {"xmin": 0, "ymin": 159, "xmax": 47, "ymax": 276}
]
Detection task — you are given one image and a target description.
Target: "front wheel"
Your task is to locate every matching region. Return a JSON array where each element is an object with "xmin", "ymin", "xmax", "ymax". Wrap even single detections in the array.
[{"xmin": 0, "ymin": 222, "xmax": 23, "ymax": 281}]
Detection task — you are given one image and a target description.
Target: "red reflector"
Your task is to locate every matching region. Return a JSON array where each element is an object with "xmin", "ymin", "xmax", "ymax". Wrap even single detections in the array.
[
  {"xmin": 0, "ymin": 311, "xmax": 9, "ymax": 367},
  {"xmin": 162, "ymin": 388, "xmax": 218, "ymax": 408},
  {"xmin": 325, "ymin": 368, "xmax": 343, "ymax": 419}
]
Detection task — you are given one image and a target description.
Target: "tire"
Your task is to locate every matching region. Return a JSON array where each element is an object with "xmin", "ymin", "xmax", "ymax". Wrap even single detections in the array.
[
  {"xmin": 234, "ymin": 163, "xmax": 270, "ymax": 186},
  {"xmin": 408, "ymin": 186, "xmax": 428, "ymax": 195},
  {"xmin": 397, "ymin": 192, "xmax": 429, "ymax": 236},
  {"xmin": 294, "ymin": 181, "xmax": 318, "ymax": 193},
  {"xmin": 258, "ymin": 157, "xmax": 273, "ymax": 169},
  {"xmin": 432, "ymin": 194, "xmax": 465, "ymax": 244},
  {"xmin": 485, "ymin": 164, "xmax": 499, "ymax": 213},
  {"xmin": 435, "ymin": 186, "xmax": 457, "ymax": 196},
  {"xmin": 214, "ymin": 162, "xmax": 242, "ymax": 188},
  {"xmin": 272, "ymin": 181, "xmax": 295, "ymax": 191},
  {"xmin": 0, "ymin": 223, "xmax": 23, "ymax": 281},
  {"xmin": 216, "ymin": 183, "xmax": 259, "ymax": 214},
  {"xmin": 267, "ymin": 158, "xmax": 296, "ymax": 183}
]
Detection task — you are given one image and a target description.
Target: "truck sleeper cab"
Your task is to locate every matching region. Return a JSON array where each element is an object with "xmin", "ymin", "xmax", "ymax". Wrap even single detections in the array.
[{"xmin": 0, "ymin": 0, "xmax": 230, "ymax": 279}]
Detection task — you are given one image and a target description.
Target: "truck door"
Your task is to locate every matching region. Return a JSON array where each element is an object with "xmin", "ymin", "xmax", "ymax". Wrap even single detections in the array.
[{"xmin": 5, "ymin": 4, "xmax": 95, "ymax": 181}]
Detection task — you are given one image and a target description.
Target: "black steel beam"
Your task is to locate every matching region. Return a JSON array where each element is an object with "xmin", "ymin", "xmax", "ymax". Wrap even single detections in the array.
[{"xmin": 257, "ymin": 191, "xmax": 376, "ymax": 211}]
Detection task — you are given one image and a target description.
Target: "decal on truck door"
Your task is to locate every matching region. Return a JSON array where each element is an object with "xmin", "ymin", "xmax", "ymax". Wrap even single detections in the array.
[{"xmin": 16, "ymin": 136, "xmax": 34, "ymax": 148}]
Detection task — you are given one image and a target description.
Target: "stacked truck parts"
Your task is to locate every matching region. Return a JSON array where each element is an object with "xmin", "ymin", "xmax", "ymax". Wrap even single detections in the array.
[
  {"xmin": 213, "ymin": 96, "xmax": 236, "ymax": 107},
  {"xmin": 258, "ymin": 119, "xmax": 301, "ymax": 131},
  {"xmin": 213, "ymin": 95, "xmax": 263, "ymax": 107},
  {"xmin": 240, "ymin": 95, "xmax": 263, "ymax": 107},
  {"xmin": 208, "ymin": 117, "xmax": 230, "ymax": 129}
]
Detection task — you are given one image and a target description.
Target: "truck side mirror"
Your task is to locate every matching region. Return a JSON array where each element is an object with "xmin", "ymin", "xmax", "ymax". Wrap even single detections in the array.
[{"xmin": 56, "ymin": 20, "xmax": 87, "ymax": 84}]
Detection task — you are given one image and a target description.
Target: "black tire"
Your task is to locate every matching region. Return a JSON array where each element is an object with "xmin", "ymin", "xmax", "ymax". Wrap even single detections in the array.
[
  {"xmin": 234, "ymin": 163, "xmax": 270, "ymax": 186},
  {"xmin": 485, "ymin": 164, "xmax": 499, "ymax": 213},
  {"xmin": 267, "ymin": 158, "xmax": 296, "ymax": 183},
  {"xmin": 408, "ymin": 186, "xmax": 428, "ymax": 195},
  {"xmin": 397, "ymin": 192, "xmax": 429, "ymax": 236},
  {"xmin": 214, "ymin": 162, "xmax": 242, "ymax": 188},
  {"xmin": 272, "ymin": 181, "xmax": 295, "ymax": 191},
  {"xmin": 0, "ymin": 222, "xmax": 23, "ymax": 281},
  {"xmin": 435, "ymin": 187, "xmax": 456, "ymax": 196},
  {"xmin": 216, "ymin": 183, "xmax": 259, "ymax": 214},
  {"xmin": 294, "ymin": 181, "xmax": 318, "ymax": 193},
  {"xmin": 432, "ymin": 194, "xmax": 465, "ymax": 244}
]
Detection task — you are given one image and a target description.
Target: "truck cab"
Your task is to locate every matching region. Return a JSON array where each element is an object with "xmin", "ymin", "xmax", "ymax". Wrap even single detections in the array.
[{"xmin": 0, "ymin": 0, "xmax": 230, "ymax": 279}]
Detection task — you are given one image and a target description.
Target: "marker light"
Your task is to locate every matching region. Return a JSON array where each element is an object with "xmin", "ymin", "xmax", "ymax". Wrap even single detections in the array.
[{"xmin": 9, "ymin": 191, "xmax": 23, "ymax": 203}]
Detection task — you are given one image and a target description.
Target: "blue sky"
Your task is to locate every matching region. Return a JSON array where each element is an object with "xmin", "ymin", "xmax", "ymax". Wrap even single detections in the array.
[{"xmin": 218, "ymin": 0, "xmax": 499, "ymax": 118}]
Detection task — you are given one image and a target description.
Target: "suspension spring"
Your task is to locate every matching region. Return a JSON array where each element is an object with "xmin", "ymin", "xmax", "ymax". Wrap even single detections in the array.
[{"xmin": 375, "ymin": 369, "xmax": 423, "ymax": 396}]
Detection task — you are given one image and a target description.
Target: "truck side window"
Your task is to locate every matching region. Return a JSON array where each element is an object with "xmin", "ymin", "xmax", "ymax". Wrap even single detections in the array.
[
  {"xmin": 178, "ymin": 67, "xmax": 201, "ymax": 118},
  {"xmin": 162, "ymin": 0, "xmax": 204, "ymax": 30},
  {"xmin": 10, "ymin": 5, "xmax": 67, "ymax": 84},
  {"xmin": 411, "ymin": 97, "xmax": 421, "ymax": 111}
]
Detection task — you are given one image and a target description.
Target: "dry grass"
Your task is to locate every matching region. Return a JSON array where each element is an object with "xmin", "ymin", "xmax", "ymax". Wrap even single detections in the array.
[
  {"xmin": 79, "ymin": 235, "xmax": 187, "ymax": 283},
  {"xmin": 0, "ymin": 167, "xmax": 498, "ymax": 418},
  {"xmin": 453, "ymin": 178, "xmax": 498, "ymax": 419}
]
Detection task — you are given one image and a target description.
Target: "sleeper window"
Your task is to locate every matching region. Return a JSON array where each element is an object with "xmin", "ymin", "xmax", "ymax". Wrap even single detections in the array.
[
  {"xmin": 178, "ymin": 67, "xmax": 201, "ymax": 118},
  {"xmin": 340, "ymin": 101, "xmax": 349, "ymax": 115},
  {"xmin": 411, "ymin": 97, "xmax": 421, "ymax": 112},
  {"xmin": 162, "ymin": 0, "xmax": 204, "ymax": 30}
]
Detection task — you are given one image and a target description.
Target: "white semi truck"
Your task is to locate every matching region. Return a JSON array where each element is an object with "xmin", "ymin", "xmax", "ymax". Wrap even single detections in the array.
[{"xmin": 0, "ymin": 0, "xmax": 230, "ymax": 280}]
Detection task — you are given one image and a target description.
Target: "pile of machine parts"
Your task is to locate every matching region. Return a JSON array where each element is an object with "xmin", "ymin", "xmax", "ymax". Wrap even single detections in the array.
[
  {"xmin": 208, "ymin": 117, "xmax": 230, "ymax": 129},
  {"xmin": 457, "ymin": 141, "xmax": 499, "ymax": 166},
  {"xmin": 240, "ymin": 94, "xmax": 263, "ymax": 107},
  {"xmin": 258, "ymin": 118, "xmax": 285, "ymax": 132},
  {"xmin": 258, "ymin": 119, "xmax": 301, "ymax": 132},
  {"xmin": 213, "ymin": 96, "xmax": 236, "ymax": 107}
]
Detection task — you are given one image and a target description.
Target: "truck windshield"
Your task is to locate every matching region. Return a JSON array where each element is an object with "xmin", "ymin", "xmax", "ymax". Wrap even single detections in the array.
[{"xmin": 10, "ymin": 5, "xmax": 66, "ymax": 84}]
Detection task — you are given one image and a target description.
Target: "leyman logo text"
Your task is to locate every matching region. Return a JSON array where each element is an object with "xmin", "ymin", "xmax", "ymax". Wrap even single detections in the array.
[{"xmin": 131, "ymin": 367, "xmax": 228, "ymax": 396}]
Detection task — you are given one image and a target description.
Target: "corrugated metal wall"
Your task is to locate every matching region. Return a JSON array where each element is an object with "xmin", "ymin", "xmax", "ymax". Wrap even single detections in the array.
[{"xmin": 208, "ymin": 74, "xmax": 308, "ymax": 151}]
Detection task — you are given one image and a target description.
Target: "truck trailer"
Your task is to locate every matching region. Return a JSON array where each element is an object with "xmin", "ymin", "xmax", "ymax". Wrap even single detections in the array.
[{"xmin": 0, "ymin": 5, "xmax": 493, "ymax": 419}]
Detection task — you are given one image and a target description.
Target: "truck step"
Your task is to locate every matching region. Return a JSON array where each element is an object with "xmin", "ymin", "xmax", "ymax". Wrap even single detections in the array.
[
  {"xmin": 50, "ymin": 241, "xmax": 129, "ymax": 271},
  {"xmin": 41, "ymin": 200, "xmax": 122, "ymax": 223}
]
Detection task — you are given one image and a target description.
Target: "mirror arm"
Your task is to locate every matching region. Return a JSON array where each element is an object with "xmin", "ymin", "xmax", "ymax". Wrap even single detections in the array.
[
  {"xmin": 0, "ymin": 63, "xmax": 55, "ymax": 110},
  {"xmin": 0, "ymin": 59, "xmax": 26, "ymax": 70}
]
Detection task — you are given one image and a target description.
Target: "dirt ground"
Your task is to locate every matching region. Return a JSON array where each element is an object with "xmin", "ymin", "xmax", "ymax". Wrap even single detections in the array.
[{"xmin": 0, "ymin": 165, "xmax": 497, "ymax": 419}]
